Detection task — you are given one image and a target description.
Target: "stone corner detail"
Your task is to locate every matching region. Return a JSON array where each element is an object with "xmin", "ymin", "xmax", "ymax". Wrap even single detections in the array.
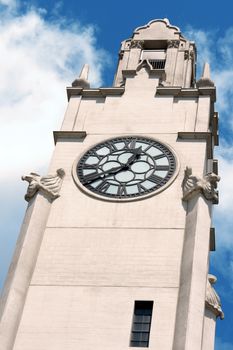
[
  {"xmin": 22, "ymin": 168, "xmax": 65, "ymax": 202},
  {"xmin": 182, "ymin": 166, "xmax": 220, "ymax": 203},
  {"xmin": 205, "ymin": 274, "xmax": 224, "ymax": 320}
]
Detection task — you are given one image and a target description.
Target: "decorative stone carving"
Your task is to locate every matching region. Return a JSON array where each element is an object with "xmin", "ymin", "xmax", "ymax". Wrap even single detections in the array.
[
  {"xmin": 130, "ymin": 40, "xmax": 144, "ymax": 49},
  {"xmin": 167, "ymin": 40, "xmax": 180, "ymax": 48},
  {"xmin": 118, "ymin": 50, "xmax": 124, "ymax": 59},
  {"xmin": 184, "ymin": 50, "xmax": 195, "ymax": 60},
  {"xmin": 190, "ymin": 50, "xmax": 195, "ymax": 60},
  {"xmin": 22, "ymin": 168, "xmax": 65, "ymax": 202},
  {"xmin": 205, "ymin": 274, "xmax": 224, "ymax": 319},
  {"xmin": 184, "ymin": 50, "xmax": 189, "ymax": 60},
  {"xmin": 182, "ymin": 166, "xmax": 220, "ymax": 203}
]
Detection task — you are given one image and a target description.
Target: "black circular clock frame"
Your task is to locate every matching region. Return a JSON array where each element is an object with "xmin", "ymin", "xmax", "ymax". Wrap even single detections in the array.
[{"xmin": 74, "ymin": 136, "xmax": 177, "ymax": 200}]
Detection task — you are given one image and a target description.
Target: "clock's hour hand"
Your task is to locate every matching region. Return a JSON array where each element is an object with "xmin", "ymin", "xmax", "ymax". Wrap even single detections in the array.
[
  {"xmin": 83, "ymin": 147, "xmax": 142, "ymax": 184},
  {"xmin": 83, "ymin": 165, "xmax": 124, "ymax": 184}
]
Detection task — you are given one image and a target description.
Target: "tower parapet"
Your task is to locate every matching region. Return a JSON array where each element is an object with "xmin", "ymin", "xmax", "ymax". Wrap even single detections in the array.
[{"xmin": 114, "ymin": 18, "xmax": 196, "ymax": 88}]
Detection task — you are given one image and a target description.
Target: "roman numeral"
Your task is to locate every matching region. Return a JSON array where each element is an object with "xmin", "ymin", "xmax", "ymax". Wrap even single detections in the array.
[
  {"xmin": 137, "ymin": 183, "xmax": 147, "ymax": 193},
  {"xmin": 83, "ymin": 164, "xmax": 97, "ymax": 169},
  {"xmin": 107, "ymin": 143, "xmax": 117, "ymax": 152},
  {"xmin": 153, "ymin": 154, "xmax": 166, "ymax": 160},
  {"xmin": 148, "ymin": 174, "xmax": 163, "ymax": 184},
  {"xmin": 128, "ymin": 139, "xmax": 136, "ymax": 149},
  {"xmin": 83, "ymin": 171, "xmax": 98, "ymax": 182},
  {"xmin": 96, "ymin": 181, "xmax": 110, "ymax": 193},
  {"xmin": 91, "ymin": 150, "xmax": 104, "ymax": 160},
  {"xmin": 155, "ymin": 165, "xmax": 169, "ymax": 171},
  {"xmin": 117, "ymin": 184, "xmax": 127, "ymax": 197}
]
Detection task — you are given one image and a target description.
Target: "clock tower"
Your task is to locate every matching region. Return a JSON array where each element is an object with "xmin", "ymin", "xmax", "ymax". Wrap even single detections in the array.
[{"xmin": 0, "ymin": 19, "xmax": 223, "ymax": 350}]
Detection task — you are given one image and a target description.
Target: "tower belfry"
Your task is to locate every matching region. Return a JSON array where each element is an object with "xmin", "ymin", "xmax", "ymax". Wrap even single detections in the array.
[{"xmin": 0, "ymin": 19, "xmax": 223, "ymax": 350}]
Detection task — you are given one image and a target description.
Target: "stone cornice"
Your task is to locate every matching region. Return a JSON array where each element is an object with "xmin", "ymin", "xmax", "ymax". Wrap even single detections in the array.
[
  {"xmin": 53, "ymin": 131, "xmax": 87, "ymax": 144},
  {"xmin": 66, "ymin": 87, "xmax": 125, "ymax": 100},
  {"xmin": 156, "ymin": 86, "xmax": 216, "ymax": 102}
]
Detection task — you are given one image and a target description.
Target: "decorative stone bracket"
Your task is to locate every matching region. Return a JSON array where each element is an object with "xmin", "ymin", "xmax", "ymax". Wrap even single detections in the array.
[
  {"xmin": 167, "ymin": 39, "xmax": 180, "ymax": 48},
  {"xmin": 22, "ymin": 168, "xmax": 65, "ymax": 202},
  {"xmin": 205, "ymin": 274, "xmax": 224, "ymax": 320},
  {"xmin": 130, "ymin": 40, "xmax": 144, "ymax": 49},
  {"xmin": 182, "ymin": 166, "xmax": 220, "ymax": 203},
  {"xmin": 184, "ymin": 50, "xmax": 195, "ymax": 60}
]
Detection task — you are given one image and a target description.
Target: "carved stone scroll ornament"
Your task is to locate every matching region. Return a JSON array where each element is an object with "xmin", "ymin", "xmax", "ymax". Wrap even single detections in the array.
[
  {"xmin": 22, "ymin": 168, "xmax": 65, "ymax": 202},
  {"xmin": 136, "ymin": 59, "xmax": 153, "ymax": 72},
  {"xmin": 167, "ymin": 40, "xmax": 180, "ymax": 49},
  {"xmin": 184, "ymin": 50, "xmax": 195, "ymax": 60},
  {"xmin": 205, "ymin": 274, "xmax": 224, "ymax": 319},
  {"xmin": 130, "ymin": 40, "xmax": 144, "ymax": 49},
  {"xmin": 182, "ymin": 167, "xmax": 220, "ymax": 203}
]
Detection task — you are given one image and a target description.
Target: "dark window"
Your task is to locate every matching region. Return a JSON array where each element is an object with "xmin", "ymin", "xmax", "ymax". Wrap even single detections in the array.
[
  {"xmin": 130, "ymin": 301, "xmax": 153, "ymax": 348},
  {"xmin": 148, "ymin": 59, "xmax": 166, "ymax": 69}
]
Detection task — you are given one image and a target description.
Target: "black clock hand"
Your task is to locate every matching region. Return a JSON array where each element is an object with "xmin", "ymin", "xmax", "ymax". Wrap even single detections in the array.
[
  {"xmin": 125, "ymin": 146, "xmax": 142, "ymax": 167},
  {"xmin": 83, "ymin": 147, "xmax": 142, "ymax": 185},
  {"xmin": 83, "ymin": 165, "xmax": 124, "ymax": 184}
]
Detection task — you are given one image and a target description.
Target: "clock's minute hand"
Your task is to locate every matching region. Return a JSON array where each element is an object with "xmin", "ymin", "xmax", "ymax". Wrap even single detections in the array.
[{"xmin": 125, "ymin": 146, "xmax": 142, "ymax": 167}]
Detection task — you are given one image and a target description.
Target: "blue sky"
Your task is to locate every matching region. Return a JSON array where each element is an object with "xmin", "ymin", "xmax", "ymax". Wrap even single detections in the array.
[{"xmin": 1, "ymin": 0, "xmax": 233, "ymax": 349}]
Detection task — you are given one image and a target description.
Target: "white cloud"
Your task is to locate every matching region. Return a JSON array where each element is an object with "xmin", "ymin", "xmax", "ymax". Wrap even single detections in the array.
[
  {"xmin": 0, "ymin": 2, "xmax": 109, "ymax": 288},
  {"xmin": 0, "ymin": 0, "xmax": 16, "ymax": 6},
  {"xmin": 0, "ymin": 7, "xmax": 108, "ymax": 181},
  {"xmin": 0, "ymin": 0, "xmax": 18, "ymax": 12}
]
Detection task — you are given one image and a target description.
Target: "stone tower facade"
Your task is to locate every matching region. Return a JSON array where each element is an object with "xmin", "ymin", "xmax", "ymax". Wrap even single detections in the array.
[{"xmin": 0, "ymin": 19, "xmax": 223, "ymax": 350}]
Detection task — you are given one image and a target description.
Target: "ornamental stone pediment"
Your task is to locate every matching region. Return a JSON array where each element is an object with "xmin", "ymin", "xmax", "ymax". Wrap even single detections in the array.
[{"xmin": 133, "ymin": 18, "xmax": 183, "ymax": 41}]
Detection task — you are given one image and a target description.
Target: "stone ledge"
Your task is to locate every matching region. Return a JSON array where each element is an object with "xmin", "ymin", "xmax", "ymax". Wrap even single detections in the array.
[
  {"xmin": 53, "ymin": 131, "xmax": 87, "ymax": 144},
  {"xmin": 157, "ymin": 86, "xmax": 216, "ymax": 101},
  {"xmin": 66, "ymin": 87, "xmax": 125, "ymax": 100}
]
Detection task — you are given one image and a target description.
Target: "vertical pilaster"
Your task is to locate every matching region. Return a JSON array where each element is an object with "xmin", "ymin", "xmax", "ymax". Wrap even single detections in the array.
[
  {"xmin": 165, "ymin": 40, "xmax": 179, "ymax": 85},
  {"xmin": 184, "ymin": 50, "xmax": 194, "ymax": 88},
  {"xmin": 201, "ymin": 310, "xmax": 216, "ymax": 350},
  {"xmin": 126, "ymin": 40, "xmax": 143, "ymax": 70},
  {"xmin": 173, "ymin": 195, "xmax": 211, "ymax": 350},
  {"xmin": 61, "ymin": 96, "xmax": 82, "ymax": 131},
  {"xmin": 0, "ymin": 169, "xmax": 64, "ymax": 350},
  {"xmin": 173, "ymin": 50, "xmax": 185, "ymax": 86},
  {"xmin": 0, "ymin": 194, "xmax": 52, "ymax": 350}
]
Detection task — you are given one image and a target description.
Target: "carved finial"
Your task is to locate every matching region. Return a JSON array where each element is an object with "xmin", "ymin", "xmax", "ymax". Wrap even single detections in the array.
[
  {"xmin": 206, "ymin": 274, "xmax": 224, "ymax": 319},
  {"xmin": 163, "ymin": 18, "xmax": 170, "ymax": 25},
  {"xmin": 72, "ymin": 64, "xmax": 90, "ymax": 88},
  {"xmin": 196, "ymin": 62, "xmax": 214, "ymax": 88},
  {"xmin": 22, "ymin": 168, "xmax": 65, "ymax": 202},
  {"xmin": 182, "ymin": 166, "xmax": 220, "ymax": 203}
]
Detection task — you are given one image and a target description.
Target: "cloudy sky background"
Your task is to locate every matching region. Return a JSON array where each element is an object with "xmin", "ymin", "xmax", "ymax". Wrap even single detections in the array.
[{"xmin": 1, "ymin": 0, "xmax": 233, "ymax": 348}]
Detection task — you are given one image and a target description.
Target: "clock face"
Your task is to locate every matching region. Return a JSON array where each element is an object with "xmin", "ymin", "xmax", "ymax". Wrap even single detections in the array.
[{"xmin": 74, "ymin": 136, "xmax": 177, "ymax": 200}]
